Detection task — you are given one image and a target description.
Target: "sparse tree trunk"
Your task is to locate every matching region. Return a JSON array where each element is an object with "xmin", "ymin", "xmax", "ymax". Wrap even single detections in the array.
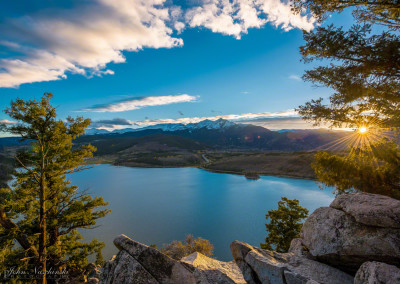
[
  {"xmin": 39, "ymin": 171, "xmax": 47, "ymax": 284},
  {"xmin": 48, "ymin": 202, "xmax": 63, "ymax": 273}
]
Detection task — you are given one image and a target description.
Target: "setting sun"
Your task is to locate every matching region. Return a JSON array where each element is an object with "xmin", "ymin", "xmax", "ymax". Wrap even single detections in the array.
[{"xmin": 359, "ymin": 126, "xmax": 368, "ymax": 134}]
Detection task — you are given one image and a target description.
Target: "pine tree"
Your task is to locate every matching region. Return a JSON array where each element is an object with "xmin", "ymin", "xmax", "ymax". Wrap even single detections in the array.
[
  {"xmin": 297, "ymin": 24, "xmax": 400, "ymax": 129},
  {"xmin": 289, "ymin": 0, "xmax": 400, "ymax": 197},
  {"xmin": 312, "ymin": 140, "xmax": 400, "ymax": 199},
  {"xmin": 290, "ymin": 0, "xmax": 400, "ymax": 129},
  {"xmin": 0, "ymin": 93, "xmax": 110, "ymax": 283},
  {"xmin": 261, "ymin": 197, "xmax": 308, "ymax": 253},
  {"xmin": 291, "ymin": 0, "xmax": 400, "ymax": 29}
]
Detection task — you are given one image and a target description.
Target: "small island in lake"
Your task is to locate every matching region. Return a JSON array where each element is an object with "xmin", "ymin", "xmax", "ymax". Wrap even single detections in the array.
[{"xmin": 244, "ymin": 172, "xmax": 260, "ymax": 180}]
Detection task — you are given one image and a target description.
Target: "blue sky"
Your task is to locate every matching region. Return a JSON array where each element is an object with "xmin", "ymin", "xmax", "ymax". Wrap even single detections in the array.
[{"xmin": 0, "ymin": 0, "xmax": 353, "ymax": 131}]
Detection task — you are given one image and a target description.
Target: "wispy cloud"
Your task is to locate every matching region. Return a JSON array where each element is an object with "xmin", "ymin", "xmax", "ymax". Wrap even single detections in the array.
[
  {"xmin": 0, "ymin": 119, "xmax": 16, "ymax": 124},
  {"xmin": 90, "ymin": 118, "xmax": 133, "ymax": 128},
  {"xmin": 79, "ymin": 94, "xmax": 199, "ymax": 112},
  {"xmin": 240, "ymin": 116, "xmax": 352, "ymax": 131},
  {"xmin": 89, "ymin": 110, "xmax": 350, "ymax": 131},
  {"xmin": 289, "ymin": 74, "xmax": 301, "ymax": 81},
  {"xmin": 129, "ymin": 110, "xmax": 298, "ymax": 127},
  {"xmin": 0, "ymin": 0, "xmax": 315, "ymax": 88},
  {"xmin": 240, "ymin": 116, "xmax": 310, "ymax": 129}
]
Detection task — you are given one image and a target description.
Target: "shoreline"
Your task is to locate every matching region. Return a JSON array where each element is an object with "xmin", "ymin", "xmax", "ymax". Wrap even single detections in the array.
[{"xmin": 87, "ymin": 161, "xmax": 316, "ymax": 181}]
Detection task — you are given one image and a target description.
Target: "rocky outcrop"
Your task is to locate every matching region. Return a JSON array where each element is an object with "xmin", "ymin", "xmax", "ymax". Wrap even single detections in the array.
[
  {"xmin": 330, "ymin": 192, "xmax": 400, "ymax": 228},
  {"xmin": 229, "ymin": 192, "xmax": 400, "ymax": 283},
  {"xmin": 96, "ymin": 192, "xmax": 400, "ymax": 283},
  {"xmin": 181, "ymin": 252, "xmax": 246, "ymax": 283},
  {"xmin": 101, "ymin": 250, "xmax": 159, "ymax": 284},
  {"xmin": 99, "ymin": 235, "xmax": 246, "ymax": 284},
  {"xmin": 112, "ymin": 235, "xmax": 195, "ymax": 283},
  {"xmin": 300, "ymin": 193, "xmax": 400, "ymax": 273},
  {"xmin": 231, "ymin": 241, "xmax": 353, "ymax": 284},
  {"xmin": 101, "ymin": 235, "xmax": 196, "ymax": 284},
  {"xmin": 354, "ymin": 261, "xmax": 400, "ymax": 284}
]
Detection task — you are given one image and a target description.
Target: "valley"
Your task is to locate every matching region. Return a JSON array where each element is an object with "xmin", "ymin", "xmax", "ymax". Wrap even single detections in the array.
[
  {"xmin": 0, "ymin": 119, "xmax": 350, "ymax": 180},
  {"xmin": 75, "ymin": 119, "xmax": 350, "ymax": 179},
  {"xmin": 87, "ymin": 151, "xmax": 317, "ymax": 179}
]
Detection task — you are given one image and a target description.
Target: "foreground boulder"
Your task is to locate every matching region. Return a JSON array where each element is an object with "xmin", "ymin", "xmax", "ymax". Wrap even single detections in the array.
[
  {"xmin": 101, "ymin": 250, "xmax": 158, "ymax": 284},
  {"xmin": 181, "ymin": 252, "xmax": 246, "ymax": 283},
  {"xmin": 354, "ymin": 261, "xmax": 400, "ymax": 284},
  {"xmin": 300, "ymin": 193, "xmax": 400, "ymax": 273},
  {"xmin": 112, "ymin": 235, "xmax": 195, "ymax": 283},
  {"xmin": 101, "ymin": 235, "xmax": 195, "ymax": 284},
  {"xmin": 230, "ymin": 241, "xmax": 353, "ymax": 284},
  {"xmin": 100, "ymin": 235, "xmax": 246, "ymax": 284},
  {"xmin": 330, "ymin": 192, "xmax": 400, "ymax": 229}
]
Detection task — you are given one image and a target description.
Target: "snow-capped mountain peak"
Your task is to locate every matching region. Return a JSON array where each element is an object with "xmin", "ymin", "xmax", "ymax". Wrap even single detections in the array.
[
  {"xmin": 141, "ymin": 123, "xmax": 187, "ymax": 132},
  {"xmin": 186, "ymin": 118, "xmax": 236, "ymax": 130},
  {"xmin": 136, "ymin": 118, "xmax": 238, "ymax": 132},
  {"xmin": 84, "ymin": 118, "xmax": 238, "ymax": 135}
]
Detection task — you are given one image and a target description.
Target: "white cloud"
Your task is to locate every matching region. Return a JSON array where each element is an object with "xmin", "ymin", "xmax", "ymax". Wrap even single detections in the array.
[
  {"xmin": 185, "ymin": 0, "xmax": 315, "ymax": 39},
  {"xmin": 289, "ymin": 74, "xmax": 301, "ymax": 81},
  {"xmin": 0, "ymin": 0, "xmax": 182, "ymax": 88},
  {"xmin": 256, "ymin": 0, "xmax": 315, "ymax": 32},
  {"xmin": 79, "ymin": 94, "xmax": 198, "ymax": 112},
  {"xmin": 0, "ymin": 0, "xmax": 315, "ymax": 87}
]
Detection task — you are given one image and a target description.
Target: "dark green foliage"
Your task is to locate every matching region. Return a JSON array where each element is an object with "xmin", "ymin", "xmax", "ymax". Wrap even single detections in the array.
[
  {"xmin": 297, "ymin": 24, "xmax": 400, "ymax": 129},
  {"xmin": 261, "ymin": 197, "xmax": 308, "ymax": 253},
  {"xmin": 291, "ymin": 0, "xmax": 400, "ymax": 29},
  {"xmin": 160, "ymin": 234, "xmax": 214, "ymax": 260},
  {"xmin": 0, "ymin": 93, "xmax": 110, "ymax": 282},
  {"xmin": 294, "ymin": 0, "xmax": 400, "ymax": 129},
  {"xmin": 0, "ymin": 154, "xmax": 14, "ymax": 188},
  {"xmin": 313, "ymin": 139, "xmax": 400, "ymax": 199}
]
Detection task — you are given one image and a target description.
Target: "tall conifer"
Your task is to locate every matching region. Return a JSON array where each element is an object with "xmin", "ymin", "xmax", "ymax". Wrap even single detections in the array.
[{"xmin": 0, "ymin": 93, "xmax": 110, "ymax": 283}]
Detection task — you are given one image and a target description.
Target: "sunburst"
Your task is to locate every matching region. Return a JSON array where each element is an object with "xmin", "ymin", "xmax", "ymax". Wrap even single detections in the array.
[
  {"xmin": 358, "ymin": 126, "xmax": 367, "ymax": 134},
  {"xmin": 313, "ymin": 119, "xmax": 389, "ymax": 154}
]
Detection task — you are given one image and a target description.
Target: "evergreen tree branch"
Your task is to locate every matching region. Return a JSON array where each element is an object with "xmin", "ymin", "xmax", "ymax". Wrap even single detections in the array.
[{"xmin": 0, "ymin": 207, "xmax": 39, "ymax": 259}]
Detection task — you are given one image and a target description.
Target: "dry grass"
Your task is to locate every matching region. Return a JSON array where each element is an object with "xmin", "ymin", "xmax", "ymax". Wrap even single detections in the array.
[{"xmin": 204, "ymin": 152, "xmax": 316, "ymax": 179}]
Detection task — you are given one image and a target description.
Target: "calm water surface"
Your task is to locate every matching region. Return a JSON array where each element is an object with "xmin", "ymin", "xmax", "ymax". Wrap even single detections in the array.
[{"xmin": 70, "ymin": 164, "xmax": 334, "ymax": 261}]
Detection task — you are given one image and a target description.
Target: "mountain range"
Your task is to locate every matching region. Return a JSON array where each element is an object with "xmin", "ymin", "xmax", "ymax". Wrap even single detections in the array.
[
  {"xmin": 76, "ymin": 119, "xmax": 351, "ymax": 155},
  {"xmin": 84, "ymin": 118, "xmax": 240, "ymax": 135},
  {"xmin": 0, "ymin": 119, "xmax": 352, "ymax": 155}
]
